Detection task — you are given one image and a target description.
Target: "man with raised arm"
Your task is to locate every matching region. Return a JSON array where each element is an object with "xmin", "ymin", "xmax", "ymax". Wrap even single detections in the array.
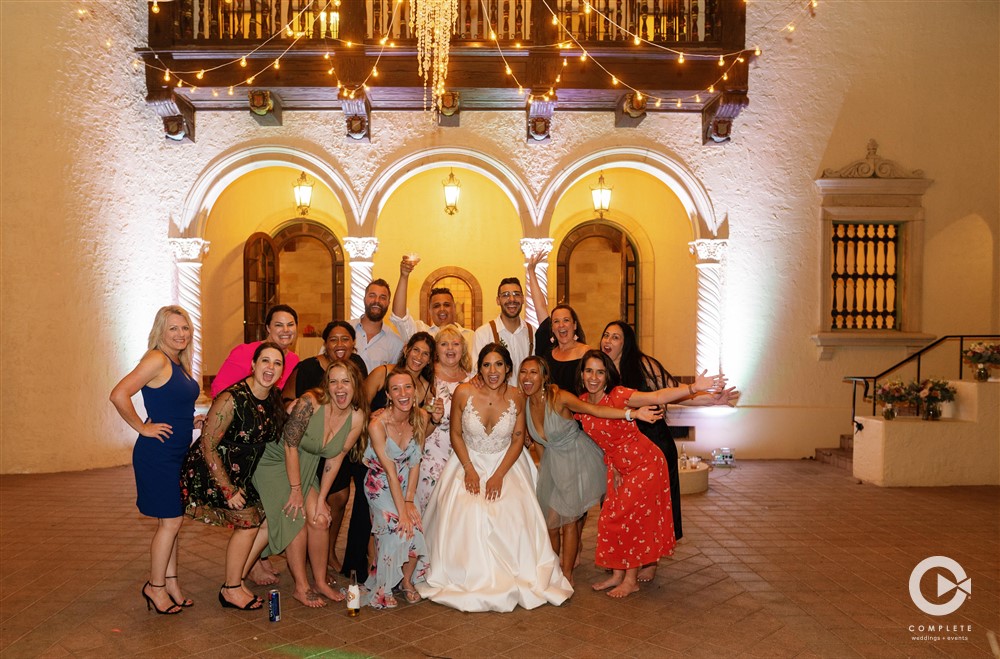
[
  {"xmin": 390, "ymin": 255, "xmax": 475, "ymax": 350},
  {"xmin": 472, "ymin": 277, "xmax": 535, "ymax": 383}
]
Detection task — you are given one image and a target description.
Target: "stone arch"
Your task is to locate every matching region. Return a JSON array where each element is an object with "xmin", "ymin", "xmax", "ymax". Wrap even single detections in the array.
[
  {"xmin": 358, "ymin": 147, "xmax": 536, "ymax": 235},
  {"xmin": 174, "ymin": 143, "xmax": 361, "ymax": 239},
  {"xmin": 535, "ymin": 146, "xmax": 723, "ymax": 241},
  {"xmin": 272, "ymin": 220, "xmax": 347, "ymax": 324}
]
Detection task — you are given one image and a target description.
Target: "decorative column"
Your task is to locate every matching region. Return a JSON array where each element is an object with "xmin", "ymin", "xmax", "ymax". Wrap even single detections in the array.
[
  {"xmin": 343, "ymin": 237, "xmax": 379, "ymax": 320},
  {"xmin": 168, "ymin": 238, "xmax": 210, "ymax": 383},
  {"xmin": 688, "ymin": 238, "xmax": 727, "ymax": 376},
  {"xmin": 520, "ymin": 238, "xmax": 553, "ymax": 329}
]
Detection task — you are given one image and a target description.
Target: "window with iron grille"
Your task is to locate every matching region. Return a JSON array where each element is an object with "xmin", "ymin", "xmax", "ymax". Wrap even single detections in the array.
[{"xmin": 830, "ymin": 223, "xmax": 898, "ymax": 330}]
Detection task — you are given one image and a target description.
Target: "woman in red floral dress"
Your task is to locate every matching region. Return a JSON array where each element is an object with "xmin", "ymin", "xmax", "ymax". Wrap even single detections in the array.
[{"xmin": 575, "ymin": 350, "xmax": 724, "ymax": 598}]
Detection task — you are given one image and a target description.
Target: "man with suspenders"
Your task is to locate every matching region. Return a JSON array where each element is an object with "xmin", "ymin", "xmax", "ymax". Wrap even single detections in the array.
[{"xmin": 472, "ymin": 277, "xmax": 535, "ymax": 383}]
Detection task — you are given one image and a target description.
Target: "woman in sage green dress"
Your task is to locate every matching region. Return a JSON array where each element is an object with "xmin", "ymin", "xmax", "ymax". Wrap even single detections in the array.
[{"xmin": 251, "ymin": 359, "xmax": 368, "ymax": 608}]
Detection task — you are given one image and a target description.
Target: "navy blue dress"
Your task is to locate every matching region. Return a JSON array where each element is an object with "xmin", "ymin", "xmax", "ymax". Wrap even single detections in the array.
[{"xmin": 132, "ymin": 357, "xmax": 200, "ymax": 518}]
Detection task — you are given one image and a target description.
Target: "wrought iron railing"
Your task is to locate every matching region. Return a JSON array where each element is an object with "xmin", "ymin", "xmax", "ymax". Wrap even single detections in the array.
[
  {"xmin": 162, "ymin": 0, "xmax": 721, "ymax": 44},
  {"xmin": 843, "ymin": 334, "xmax": 1000, "ymax": 422}
]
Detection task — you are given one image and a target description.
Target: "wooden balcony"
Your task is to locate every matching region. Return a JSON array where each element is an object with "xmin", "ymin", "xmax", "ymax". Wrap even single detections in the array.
[{"xmin": 140, "ymin": 0, "xmax": 750, "ymax": 142}]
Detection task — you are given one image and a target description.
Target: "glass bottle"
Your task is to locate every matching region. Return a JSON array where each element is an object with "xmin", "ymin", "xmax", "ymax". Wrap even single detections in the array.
[{"xmin": 347, "ymin": 570, "xmax": 360, "ymax": 616}]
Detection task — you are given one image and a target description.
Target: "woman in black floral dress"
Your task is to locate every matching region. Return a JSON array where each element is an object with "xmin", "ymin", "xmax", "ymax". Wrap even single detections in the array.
[{"xmin": 181, "ymin": 342, "xmax": 287, "ymax": 610}]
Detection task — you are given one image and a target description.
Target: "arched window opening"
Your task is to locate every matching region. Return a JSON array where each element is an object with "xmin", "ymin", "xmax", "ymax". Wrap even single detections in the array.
[
  {"xmin": 556, "ymin": 222, "xmax": 638, "ymax": 335},
  {"xmin": 418, "ymin": 266, "xmax": 483, "ymax": 331}
]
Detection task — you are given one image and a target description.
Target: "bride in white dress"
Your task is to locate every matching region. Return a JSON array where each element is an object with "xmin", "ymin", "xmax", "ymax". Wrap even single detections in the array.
[{"xmin": 416, "ymin": 343, "xmax": 573, "ymax": 612}]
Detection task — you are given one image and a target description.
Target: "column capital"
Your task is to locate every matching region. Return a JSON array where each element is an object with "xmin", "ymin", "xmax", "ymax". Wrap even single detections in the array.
[
  {"xmin": 169, "ymin": 238, "xmax": 210, "ymax": 262},
  {"xmin": 689, "ymin": 238, "xmax": 728, "ymax": 263},
  {"xmin": 344, "ymin": 236, "xmax": 378, "ymax": 260},
  {"xmin": 520, "ymin": 238, "xmax": 553, "ymax": 260}
]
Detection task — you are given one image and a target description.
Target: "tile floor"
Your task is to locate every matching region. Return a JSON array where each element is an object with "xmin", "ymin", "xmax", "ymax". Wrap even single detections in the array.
[{"xmin": 1, "ymin": 461, "xmax": 997, "ymax": 658}]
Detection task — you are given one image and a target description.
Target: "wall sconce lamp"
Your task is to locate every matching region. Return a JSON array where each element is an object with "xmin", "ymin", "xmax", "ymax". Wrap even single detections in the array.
[
  {"xmin": 293, "ymin": 171, "xmax": 314, "ymax": 216},
  {"xmin": 591, "ymin": 171, "xmax": 612, "ymax": 218},
  {"xmin": 443, "ymin": 169, "xmax": 461, "ymax": 215}
]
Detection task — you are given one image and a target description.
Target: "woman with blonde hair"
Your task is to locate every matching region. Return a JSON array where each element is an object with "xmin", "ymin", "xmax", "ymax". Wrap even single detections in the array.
[
  {"xmin": 361, "ymin": 368, "xmax": 441, "ymax": 608},
  {"xmin": 251, "ymin": 360, "xmax": 368, "ymax": 607},
  {"xmin": 415, "ymin": 324, "xmax": 473, "ymax": 512},
  {"xmin": 110, "ymin": 305, "xmax": 202, "ymax": 614}
]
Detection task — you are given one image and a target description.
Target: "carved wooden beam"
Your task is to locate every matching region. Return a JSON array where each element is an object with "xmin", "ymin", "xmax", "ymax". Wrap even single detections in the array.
[
  {"xmin": 248, "ymin": 90, "xmax": 283, "ymax": 126},
  {"xmin": 615, "ymin": 92, "xmax": 647, "ymax": 128},
  {"xmin": 702, "ymin": 90, "xmax": 748, "ymax": 144},
  {"xmin": 438, "ymin": 91, "xmax": 461, "ymax": 127},
  {"xmin": 341, "ymin": 92, "xmax": 371, "ymax": 142},
  {"xmin": 526, "ymin": 93, "xmax": 556, "ymax": 143},
  {"xmin": 147, "ymin": 89, "xmax": 196, "ymax": 143}
]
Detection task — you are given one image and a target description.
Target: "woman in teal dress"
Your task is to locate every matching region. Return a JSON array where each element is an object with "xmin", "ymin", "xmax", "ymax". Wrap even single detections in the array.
[
  {"xmin": 361, "ymin": 368, "xmax": 441, "ymax": 608},
  {"xmin": 251, "ymin": 360, "xmax": 368, "ymax": 608},
  {"xmin": 518, "ymin": 355, "xmax": 660, "ymax": 584}
]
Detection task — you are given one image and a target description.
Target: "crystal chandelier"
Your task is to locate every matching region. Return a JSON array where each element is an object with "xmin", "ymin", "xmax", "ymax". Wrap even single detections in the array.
[{"xmin": 411, "ymin": 0, "xmax": 458, "ymax": 111}]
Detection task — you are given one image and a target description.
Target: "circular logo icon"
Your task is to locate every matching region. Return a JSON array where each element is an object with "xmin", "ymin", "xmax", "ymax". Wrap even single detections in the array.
[{"xmin": 909, "ymin": 556, "xmax": 972, "ymax": 616}]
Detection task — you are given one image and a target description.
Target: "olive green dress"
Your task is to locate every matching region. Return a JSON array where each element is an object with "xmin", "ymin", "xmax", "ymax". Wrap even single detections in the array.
[{"xmin": 252, "ymin": 407, "xmax": 353, "ymax": 556}]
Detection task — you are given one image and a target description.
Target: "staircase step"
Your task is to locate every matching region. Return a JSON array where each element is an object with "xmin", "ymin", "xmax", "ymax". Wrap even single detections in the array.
[
  {"xmin": 840, "ymin": 433, "xmax": 854, "ymax": 451},
  {"xmin": 815, "ymin": 447, "xmax": 854, "ymax": 471}
]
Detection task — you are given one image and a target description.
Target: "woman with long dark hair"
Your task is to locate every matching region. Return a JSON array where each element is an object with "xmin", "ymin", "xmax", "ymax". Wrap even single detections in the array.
[{"xmin": 525, "ymin": 252, "xmax": 591, "ymax": 391}]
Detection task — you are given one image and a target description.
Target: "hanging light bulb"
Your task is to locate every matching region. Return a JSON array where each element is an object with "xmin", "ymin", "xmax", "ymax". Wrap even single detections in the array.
[
  {"xmin": 151, "ymin": 0, "xmax": 160, "ymax": 13},
  {"xmin": 240, "ymin": 56, "xmax": 247, "ymax": 67},
  {"xmin": 678, "ymin": 52, "xmax": 685, "ymax": 63},
  {"xmin": 196, "ymin": 69, "xmax": 205, "ymax": 79},
  {"xmin": 718, "ymin": 55, "xmax": 724, "ymax": 66}
]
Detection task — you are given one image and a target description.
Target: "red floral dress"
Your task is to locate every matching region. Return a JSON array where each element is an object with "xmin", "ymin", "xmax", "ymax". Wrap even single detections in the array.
[{"xmin": 576, "ymin": 386, "xmax": 675, "ymax": 569}]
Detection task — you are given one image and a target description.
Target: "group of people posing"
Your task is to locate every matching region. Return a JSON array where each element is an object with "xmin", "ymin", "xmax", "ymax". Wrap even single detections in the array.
[{"xmin": 111, "ymin": 253, "xmax": 737, "ymax": 616}]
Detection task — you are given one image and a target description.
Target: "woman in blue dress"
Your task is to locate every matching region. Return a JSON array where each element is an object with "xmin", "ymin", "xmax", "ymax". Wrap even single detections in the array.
[
  {"xmin": 361, "ymin": 368, "xmax": 441, "ymax": 608},
  {"xmin": 518, "ymin": 355, "xmax": 660, "ymax": 584},
  {"xmin": 110, "ymin": 306, "xmax": 202, "ymax": 615}
]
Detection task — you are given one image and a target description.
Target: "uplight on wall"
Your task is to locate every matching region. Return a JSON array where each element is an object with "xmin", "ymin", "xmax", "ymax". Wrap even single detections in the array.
[
  {"xmin": 443, "ymin": 169, "xmax": 461, "ymax": 215},
  {"xmin": 293, "ymin": 171, "xmax": 314, "ymax": 216},
  {"xmin": 591, "ymin": 171, "xmax": 612, "ymax": 218}
]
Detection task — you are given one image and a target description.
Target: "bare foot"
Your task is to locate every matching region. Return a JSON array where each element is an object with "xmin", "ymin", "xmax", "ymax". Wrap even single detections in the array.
[
  {"xmin": 637, "ymin": 563, "xmax": 657, "ymax": 583},
  {"xmin": 327, "ymin": 557, "xmax": 343, "ymax": 574},
  {"xmin": 248, "ymin": 561, "xmax": 279, "ymax": 586},
  {"xmin": 592, "ymin": 575, "xmax": 622, "ymax": 592},
  {"xmin": 607, "ymin": 581, "xmax": 640, "ymax": 598},
  {"xmin": 313, "ymin": 581, "xmax": 345, "ymax": 602},
  {"xmin": 574, "ymin": 547, "xmax": 582, "ymax": 568},
  {"xmin": 259, "ymin": 558, "xmax": 281, "ymax": 576},
  {"xmin": 400, "ymin": 581, "xmax": 421, "ymax": 604},
  {"xmin": 293, "ymin": 589, "xmax": 327, "ymax": 608}
]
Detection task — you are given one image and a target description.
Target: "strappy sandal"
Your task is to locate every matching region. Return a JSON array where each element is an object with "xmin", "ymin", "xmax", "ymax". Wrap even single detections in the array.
[
  {"xmin": 141, "ymin": 582, "xmax": 182, "ymax": 615},
  {"xmin": 218, "ymin": 583, "xmax": 263, "ymax": 610},
  {"xmin": 400, "ymin": 587, "xmax": 422, "ymax": 604},
  {"xmin": 165, "ymin": 575, "xmax": 194, "ymax": 607}
]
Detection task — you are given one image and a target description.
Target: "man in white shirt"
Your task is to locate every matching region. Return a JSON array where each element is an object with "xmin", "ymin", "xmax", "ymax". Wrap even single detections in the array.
[
  {"xmin": 390, "ymin": 255, "xmax": 475, "ymax": 350},
  {"xmin": 353, "ymin": 278, "xmax": 403, "ymax": 371},
  {"xmin": 473, "ymin": 277, "xmax": 535, "ymax": 383}
]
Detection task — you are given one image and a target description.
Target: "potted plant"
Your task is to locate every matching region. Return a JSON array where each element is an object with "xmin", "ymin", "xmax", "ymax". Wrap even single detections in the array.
[
  {"xmin": 875, "ymin": 379, "xmax": 910, "ymax": 420},
  {"xmin": 911, "ymin": 378, "xmax": 957, "ymax": 421},
  {"xmin": 962, "ymin": 341, "xmax": 1000, "ymax": 382}
]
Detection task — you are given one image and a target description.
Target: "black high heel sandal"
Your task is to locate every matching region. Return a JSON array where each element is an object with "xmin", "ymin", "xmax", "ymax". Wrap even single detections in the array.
[
  {"xmin": 141, "ymin": 581, "xmax": 182, "ymax": 615},
  {"xmin": 164, "ymin": 575, "xmax": 194, "ymax": 607},
  {"xmin": 218, "ymin": 583, "xmax": 263, "ymax": 610}
]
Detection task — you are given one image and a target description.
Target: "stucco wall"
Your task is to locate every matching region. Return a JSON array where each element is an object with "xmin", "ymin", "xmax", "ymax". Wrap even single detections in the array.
[{"xmin": 2, "ymin": 0, "xmax": 997, "ymax": 472}]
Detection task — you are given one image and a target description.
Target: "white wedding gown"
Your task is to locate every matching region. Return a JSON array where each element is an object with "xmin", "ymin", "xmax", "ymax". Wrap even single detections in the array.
[{"xmin": 416, "ymin": 396, "xmax": 573, "ymax": 612}]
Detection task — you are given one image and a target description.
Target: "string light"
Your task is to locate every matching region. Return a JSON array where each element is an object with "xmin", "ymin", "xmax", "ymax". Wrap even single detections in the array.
[
  {"xmin": 151, "ymin": 0, "xmax": 159, "ymax": 13},
  {"xmin": 505, "ymin": 65, "xmax": 512, "ymax": 75},
  {"xmin": 324, "ymin": 52, "xmax": 330, "ymax": 59},
  {"xmin": 228, "ymin": 86, "xmax": 234, "ymax": 95},
  {"xmin": 786, "ymin": 24, "xmax": 795, "ymax": 32},
  {"xmin": 273, "ymin": 59, "xmax": 280, "ymax": 69},
  {"xmin": 247, "ymin": 75, "xmax": 255, "ymax": 84},
  {"xmin": 372, "ymin": 66, "xmax": 379, "ymax": 77},
  {"xmin": 675, "ymin": 98, "xmax": 682, "ymax": 108},
  {"xmin": 655, "ymin": 98, "xmax": 661, "ymax": 107},
  {"xmin": 635, "ymin": 91, "xmax": 642, "ymax": 101},
  {"xmin": 580, "ymin": 52, "xmax": 587, "ymax": 61},
  {"xmin": 551, "ymin": 15, "xmax": 558, "ymax": 25},
  {"xmin": 633, "ymin": 35, "xmax": 640, "ymax": 45},
  {"xmin": 678, "ymin": 53, "xmax": 685, "ymax": 63},
  {"xmin": 708, "ymin": 84, "xmax": 714, "ymax": 93},
  {"xmin": 718, "ymin": 55, "xmax": 724, "ymax": 65},
  {"xmin": 196, "ymin": 69, "xmax": 205, "ymax": 79},
  {"xmin": 723, "ymin": 72, "xmax": 728, "ymax": 81},
  {"xmin": 212, "ymin": 89, "xmax": 219, "ymax": 97},
  {"xmin": 490, "ymin": 30, "xmax": 497, "ymax": 40},
  {"xmin": 563, "ymin": 58, "xmax": 568, "ymax": 66},
  {"xmin": 611, "ymin": 76, "xmax": 618, "ymax": 85},
  {"xmin": 328, "ymin": 67, "xmax": 335, "ymax": 74},
  {"xmin": 240, "ymin": 57, "xmax": 247, "ymax": 68},
  {"xmin": 163, "ymin": 69, "xmax": 170, "ymax": 81},
  {"xmin": 755, "ymin": 46, "xmax": 762, "ymax": 56},
  {"xmin": 584, "ymin": 2, "xmax": 591, "ymax": 13}
]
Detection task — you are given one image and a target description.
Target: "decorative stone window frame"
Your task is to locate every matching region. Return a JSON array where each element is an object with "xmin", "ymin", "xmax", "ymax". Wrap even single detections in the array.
[
  {"xmin": 418, "ymin": 266, "xmax": 484, "ymax": 330},
  {"xmin": 811, "ymin": 140, "xmax": 935, "ymax": 360}
]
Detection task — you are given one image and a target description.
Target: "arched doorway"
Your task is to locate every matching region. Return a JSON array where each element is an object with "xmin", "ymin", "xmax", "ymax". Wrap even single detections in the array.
[{"xmin": 555, "ymin": 222, "xmax": 638, "ymax": 337}]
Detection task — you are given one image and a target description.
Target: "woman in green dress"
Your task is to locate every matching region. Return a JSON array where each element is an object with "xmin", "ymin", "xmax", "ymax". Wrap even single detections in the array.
[{"xmin": 251, "ymin": 359, "xmax": 369, "ymax": 608}]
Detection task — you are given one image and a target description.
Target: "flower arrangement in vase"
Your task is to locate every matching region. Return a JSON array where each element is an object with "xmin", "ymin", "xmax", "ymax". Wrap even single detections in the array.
[
  {"xmin": 911, "ymin": 378, "xmax": 957, "ymax": 421},
  {"xmin": 875, "ymin": 379, "xmax": 910, "ymax": 420},
  {"xmin": 962, "ymin": 342, "xmax": 1000, "ymax": 382}
]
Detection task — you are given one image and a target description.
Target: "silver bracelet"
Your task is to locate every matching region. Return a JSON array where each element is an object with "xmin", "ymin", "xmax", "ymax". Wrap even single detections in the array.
[{"xmin": 624, "ymin": 408, "xmax": 633, "ymax": 422}]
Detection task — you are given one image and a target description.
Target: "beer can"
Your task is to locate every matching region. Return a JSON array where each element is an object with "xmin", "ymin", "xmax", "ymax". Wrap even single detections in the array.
[{"xmin": 268, "ymin": 589, "xmax": 280, "ymax": 622}]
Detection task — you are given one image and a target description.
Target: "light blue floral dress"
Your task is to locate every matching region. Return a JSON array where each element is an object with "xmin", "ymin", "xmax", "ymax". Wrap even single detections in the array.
[{"xmin": 361, "ymin": 420, "xmax": 429, "ymax": 608}]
